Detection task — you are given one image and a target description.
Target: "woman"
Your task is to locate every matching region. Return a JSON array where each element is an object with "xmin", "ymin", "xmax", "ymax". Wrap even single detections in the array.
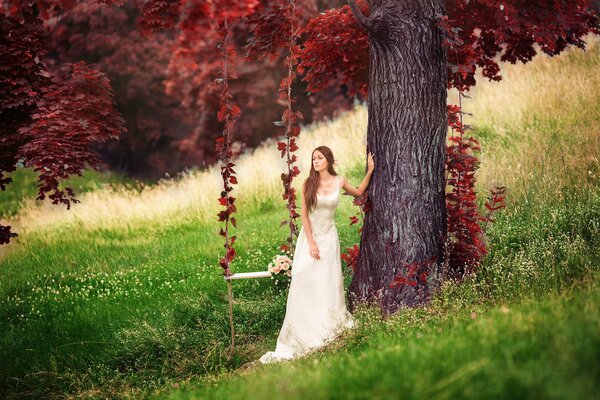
[{"xmin": 259, "ymin": 146, "xmax": 375, "ymax": 364}]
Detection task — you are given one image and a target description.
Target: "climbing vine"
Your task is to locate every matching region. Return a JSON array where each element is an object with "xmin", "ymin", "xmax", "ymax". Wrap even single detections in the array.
[
  {"xmin": 276, "ymin": 0, "xmax": 303, "ymax": 255},
  {"xmin": 441, "ymin": 15, "xmax": 507, "ymax": 280},
  {"xmin": 216, "ymin": 19, "xmax": 241, "ymax": 278}
]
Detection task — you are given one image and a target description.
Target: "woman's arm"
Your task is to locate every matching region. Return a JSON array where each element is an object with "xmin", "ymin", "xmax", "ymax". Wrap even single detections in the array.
[
  {"xmin": 301, "ymin": 183, "xmax": 316, "ymax": 245},
  {"xmin": 341, "ymin": 152, "xmax": 375, "ymax": 197}
]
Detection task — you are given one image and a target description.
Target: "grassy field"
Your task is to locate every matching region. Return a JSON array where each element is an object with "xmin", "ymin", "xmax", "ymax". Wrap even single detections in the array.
[{"xmin": 0, "ymin": 35, "xmax": 598, "ymax": 399}]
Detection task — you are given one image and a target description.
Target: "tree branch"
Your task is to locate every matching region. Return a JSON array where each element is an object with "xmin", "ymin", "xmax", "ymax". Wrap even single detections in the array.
[{"xmin": 347, "ymin": 0, "xmax": 371, "ymax": 32}]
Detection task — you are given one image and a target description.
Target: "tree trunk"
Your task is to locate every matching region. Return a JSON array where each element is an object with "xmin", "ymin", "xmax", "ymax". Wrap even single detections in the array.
[{"xmin": 347, "ymin": 0, "xmax": 448, "ymax": 315}]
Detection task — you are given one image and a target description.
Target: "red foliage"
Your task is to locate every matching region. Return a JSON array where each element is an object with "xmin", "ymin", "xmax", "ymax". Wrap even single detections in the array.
[
  {"xmin": 0, "ymin": 9, "xmax": 125, "ymax": 244},
  {"xmin": 215, "ymin": 19, "xmax": 242, "ymax": 277},
  {"xmin": 445, "ymin": 110, "xmax": 488, "ymax": 277},
  {"xmin": 341, "ymin": 244, "xmax": 359, "ymax": 271},
  {"xmin": 297, "ymin": 0, "xmax": 369, "ymax": 97},
  {"xmin": 390, "ymin": 256, "xmax": 439, "ymax": 289},
  {"xmin": 244, "ymin": 0, "xmax": 318, "ymax": 61},
  {"xmin": 0, "ymin": 7, "xmax": 52, "ymax": 242},
  {"xmin": 340, "ymin": 192, "xmax": 371, "ymax": 270},
  {"xmin": 50, "ymin": 2, "xmax": 209, "ymax": 178},
  {"xmin": 438, "ymin": 19, "xmax": 508, "ymax": 279},
  {"xmin": 297, "ymin": 0, "xmax": 599, "ymax": 96},
  {"xmin": 19, "ymin": 62, "xmax": 125, "ymax": 207}
]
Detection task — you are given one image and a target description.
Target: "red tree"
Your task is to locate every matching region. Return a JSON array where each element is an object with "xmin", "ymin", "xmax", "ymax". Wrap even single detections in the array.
[
  {"xmin": 1, "ymin": 0, "xmax": 598, "ymax": 315},
  {"xmin": 0, "ymin": 5, "xmax": 126, "ymax": 244},
  {"xmin": 44, "ymin": 0, "xmax": 355, "ymax": 178}
]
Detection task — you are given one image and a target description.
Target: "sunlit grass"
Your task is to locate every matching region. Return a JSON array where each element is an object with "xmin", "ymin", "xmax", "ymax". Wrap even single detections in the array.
[
  {"xmin": 0, "ymin": 105, "xmax": 368, "ymax": 241},
  {"xmin": 454, "ymin": 34, "xmax": 600, "ymax": 202}
]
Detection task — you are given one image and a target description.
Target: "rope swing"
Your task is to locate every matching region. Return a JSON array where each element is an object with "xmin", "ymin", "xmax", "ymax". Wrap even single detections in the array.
[{"xmin": 218, "ymin": 0, "xmax": 302, "ymax": 357}]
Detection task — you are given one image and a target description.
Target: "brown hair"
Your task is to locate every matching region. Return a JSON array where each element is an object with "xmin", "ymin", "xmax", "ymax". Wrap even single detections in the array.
[{"xmin": 303, "ymin": 146, "xmax": 338, "ymax": 213}]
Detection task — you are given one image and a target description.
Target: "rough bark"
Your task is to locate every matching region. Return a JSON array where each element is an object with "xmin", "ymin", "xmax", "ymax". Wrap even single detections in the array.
[{"xmin": 347, "ymin": 0, "xmax": 448, "ymax": 315}]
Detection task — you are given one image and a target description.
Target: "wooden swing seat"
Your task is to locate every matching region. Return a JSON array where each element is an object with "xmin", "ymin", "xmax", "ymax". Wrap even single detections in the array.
[{"xmin": 223, "ymin": 270, "xmax": 271, "ymax": 280}]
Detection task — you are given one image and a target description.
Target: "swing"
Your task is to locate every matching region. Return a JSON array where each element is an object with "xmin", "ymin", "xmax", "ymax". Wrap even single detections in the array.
[
  {"xmin": 222, "ymin": 201, "xmax": 297, "ymax": 357},
  {"xmin": 217, "ymin": 9, "xmax": 302, "ymax": 357},
  {"xmin": 223, "ymin": 271, "xmax": 273, "ymax": 358},
  {"xmin": 220, "ymin": 130, "xmax": 300, "ymax": 357},
  {"xmin": 220, "ymin": 124, "xmax": 300, "ymax": 358}
]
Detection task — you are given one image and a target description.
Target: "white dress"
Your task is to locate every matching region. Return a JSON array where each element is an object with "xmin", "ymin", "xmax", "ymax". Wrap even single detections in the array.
[{"xmin": 259, "ymin": 175, "xmax": 356, "ymax": 364}]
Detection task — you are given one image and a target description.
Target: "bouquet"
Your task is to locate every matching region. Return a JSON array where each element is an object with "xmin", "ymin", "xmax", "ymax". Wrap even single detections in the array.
[{"xmin": 268, "ymin": 254, "xmax": 292, "ymax": 286}]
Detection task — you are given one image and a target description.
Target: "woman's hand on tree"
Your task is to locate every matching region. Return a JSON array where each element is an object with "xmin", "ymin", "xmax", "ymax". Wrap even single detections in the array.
[
  {"xmin": 367, "ymin": 152, "xmax": 375, "ymax": 174},
  {"xmin": 309, "ymin": 241, "xmax": 320, "ymax": 260}
]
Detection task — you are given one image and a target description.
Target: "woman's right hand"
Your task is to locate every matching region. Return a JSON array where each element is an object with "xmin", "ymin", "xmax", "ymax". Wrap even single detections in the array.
[{"xmin": 309, "ymin": 241, "xmax": 320, "ymax": 260}]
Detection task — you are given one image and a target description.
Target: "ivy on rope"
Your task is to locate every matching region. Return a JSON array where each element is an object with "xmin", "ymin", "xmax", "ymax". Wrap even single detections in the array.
[
  {"xmin": 276, "ymin": 0, "xmax": 303, "ymax": 255},
  {"xmin": 215, "ymin": 18, "xmax": 241, "ymax": 278}
]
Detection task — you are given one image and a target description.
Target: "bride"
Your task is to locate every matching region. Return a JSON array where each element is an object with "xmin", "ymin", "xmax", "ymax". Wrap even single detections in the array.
[{"xmin": 259, "ymin": 145, "xmax": 375, "ymax": 364}]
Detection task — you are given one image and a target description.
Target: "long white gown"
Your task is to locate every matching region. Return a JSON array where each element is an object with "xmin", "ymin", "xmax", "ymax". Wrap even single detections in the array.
[{"xmin": 259, "ymin": 175, "xmax": 356, "ymax": 364}]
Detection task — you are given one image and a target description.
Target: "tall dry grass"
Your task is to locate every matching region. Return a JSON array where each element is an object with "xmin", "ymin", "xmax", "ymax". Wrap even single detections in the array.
[
  {"xmin": 3, "ymin": 34, "xmax": 599, "ymax": 241},
  {"xmin": 454, "ymin": 33, "xmax": 600, "ymax": 201},
  {"xmin": 2, "ymin": 106, "xmax": 368, "ymax": 238}
]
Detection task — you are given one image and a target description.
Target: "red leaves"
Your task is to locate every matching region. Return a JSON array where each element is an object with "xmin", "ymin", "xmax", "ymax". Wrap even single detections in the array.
[
  {"xmin": 298, "ymin": 0, "xmax": 369, "ymax": 97},
  {"xmin": 289, "ymin": 138, "xmax": 299, "ymax": 152},
  {"xmin": 214, "ymin": 20, "xmax": 242, "ymax": 274},
  {"xmin": 271, "ymin": 0, "xmax": 305, "ymax": 253},
  {"xmin": 135, "ymin": 0, "xmax": 182, "ymax": 36},
  {"xmin": 341, "ymin": 191, "xmax": 372, "ymax": 271},
  {"xmin": 244, "ymin": 0, "xmax": 316, "ymax": 61},
  {"xmin": 439, "ymin": 1, "xmax": 599, "ymax": 93},
  {"xmin": 483, "ymin": 186, "xmax": 507, "ymax": 223},
  {"xmin": 341, "ymin": 244, "xmax": 360, "ymax": 271},
  {"xmin": 390, "ymin": 256, "xmax": 438, "ymax": 289},
  {"xmin": 19, "ymin": 62, "xmax": 126, "ymax": 208},
  {"xmin": 1, "ymin": 8, "xmax": 52, "ymax": 243},
  {"xmin": 278, "ymin": 141, "xmax": 287, "ymax": 155},
  {"xmin": 445, "ymin": 84, "xmax": 507, "ymax": 278},
  {"xmin": 0, "ymin": 226, "xmax": 18, "ymax": 245}
]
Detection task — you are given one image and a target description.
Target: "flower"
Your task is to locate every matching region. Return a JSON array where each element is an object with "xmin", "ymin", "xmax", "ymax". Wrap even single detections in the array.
[{"xmin": 269, "ymin": 254, "xmax": 293, "ymax": 282}]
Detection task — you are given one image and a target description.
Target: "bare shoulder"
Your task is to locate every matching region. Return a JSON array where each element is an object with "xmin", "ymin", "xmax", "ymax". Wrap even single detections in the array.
[{"xmin": 338, "ymin": 175, "xmax": 346, "ymax": 185}]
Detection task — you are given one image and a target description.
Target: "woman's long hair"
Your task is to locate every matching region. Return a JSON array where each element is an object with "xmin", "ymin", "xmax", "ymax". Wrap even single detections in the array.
[{"xmin": 303, "ymin": 146, "xmax": 337, "ymax": 213}]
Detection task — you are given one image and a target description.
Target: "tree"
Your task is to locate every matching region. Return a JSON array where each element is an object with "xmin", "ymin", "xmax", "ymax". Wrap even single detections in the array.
[
  {"xmin": 339, "ymin": 0, "xmax": 599, "ymax": 314},
  {"xmin": 0, "ymin": 5, "xmax": 126, "ymax": 245},
  {"xmin": 340, "ymin": 0, "xmax": 448, "ymax": 313},
  {"xmin": 1, "ymin": 0, "xmax": 598, "ymax": 316},
  {"xmin": 42, "ymin": 0, "xmax": 356, "ymax": 178}
]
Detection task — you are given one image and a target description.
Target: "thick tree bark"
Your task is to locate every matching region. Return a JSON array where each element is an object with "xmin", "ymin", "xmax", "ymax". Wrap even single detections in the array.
[{"xmin": 347, "ymin": 0, "xmax": 448, "ymax": 315}]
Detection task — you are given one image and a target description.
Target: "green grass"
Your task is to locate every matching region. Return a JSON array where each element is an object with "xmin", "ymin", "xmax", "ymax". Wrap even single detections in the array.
[
  {"xmin": 0, "ymin": 173, "xmax": 598, "ymax": 399},
  {"xmin": 160, "ymin": 278, "xmax": 600, "ymax": 400}
]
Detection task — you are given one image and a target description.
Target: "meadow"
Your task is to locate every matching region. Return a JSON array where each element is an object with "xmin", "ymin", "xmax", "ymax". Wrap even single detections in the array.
[{"xmin": 0, "ymin": 34, "xmax": 599, "ymax": 399}]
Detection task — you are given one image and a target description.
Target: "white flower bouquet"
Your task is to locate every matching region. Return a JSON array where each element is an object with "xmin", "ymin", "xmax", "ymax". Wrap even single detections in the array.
[{"xmin": 268, "ymin": 254, "xmax": 292, "ymax": 286}]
